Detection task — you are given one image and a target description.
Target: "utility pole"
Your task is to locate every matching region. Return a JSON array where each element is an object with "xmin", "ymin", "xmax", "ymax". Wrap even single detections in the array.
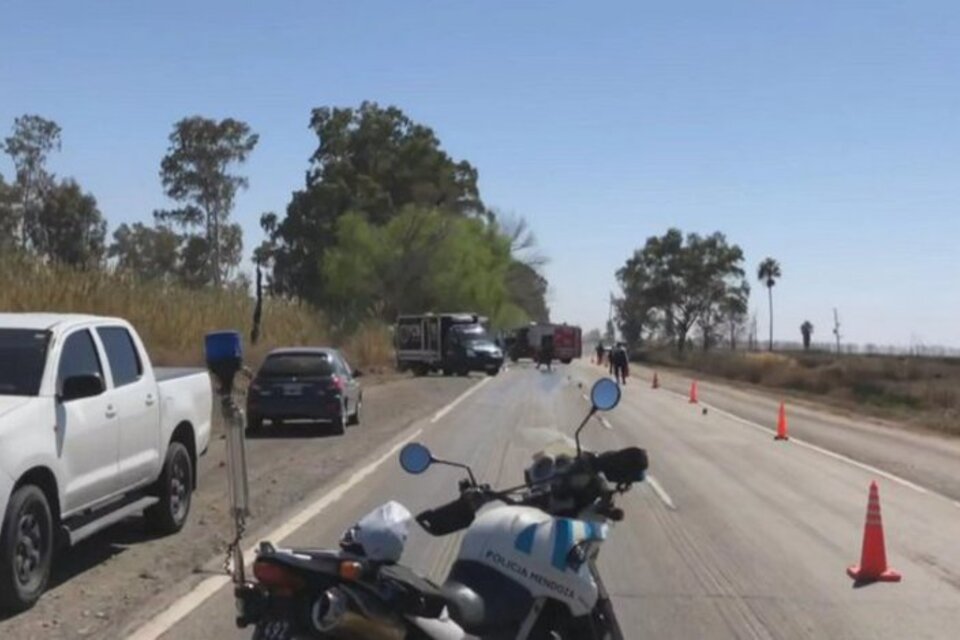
[{"xmin": 833, "ymin": 308, "xmax": 842, "ymax": 354}]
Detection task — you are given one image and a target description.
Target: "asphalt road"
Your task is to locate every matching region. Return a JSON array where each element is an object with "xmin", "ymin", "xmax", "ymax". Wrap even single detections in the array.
[{"xmin": 131, "ymin": 362, "xmax": 960, "ymax": 640}]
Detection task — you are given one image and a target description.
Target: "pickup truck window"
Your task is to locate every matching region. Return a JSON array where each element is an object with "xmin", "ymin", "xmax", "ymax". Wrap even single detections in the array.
[
  {"xmin": 259, "ymin": 353, "xmax": 333, "ymax": 377},
  {"xmin": 0, "ymin": 329, "xmax": 51, "ymax": 396},
  {"xmin": 58, "ymin": 330, "xmax": 104, "ymax": 391},
  {"xmin": 96, "ymin": 326, "xmax": 143, "ymax": 387}
]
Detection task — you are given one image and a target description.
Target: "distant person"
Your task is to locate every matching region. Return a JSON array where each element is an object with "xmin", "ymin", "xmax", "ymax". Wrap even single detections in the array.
[
  {"xmin": 611, "ymin": 343, "xmax": 629, "ymax": 385},
  {"xmin": 595, "ymin": 342, "xmax": 605, "ymax": 366},
  {"xmin": 537, "ymin": 335, "xmax": 554, "ymax": 372}
]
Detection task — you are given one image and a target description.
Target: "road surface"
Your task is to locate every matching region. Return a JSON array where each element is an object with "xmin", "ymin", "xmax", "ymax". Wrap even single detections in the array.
[{"xmin": 123, "ymin": 362, "xmax": 960, "ymax": 639}]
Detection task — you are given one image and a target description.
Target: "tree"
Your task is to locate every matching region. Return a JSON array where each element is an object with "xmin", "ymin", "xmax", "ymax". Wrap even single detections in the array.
[
  {"xmin": 109, "ymin": 221, "xmax": 181, "ymax": 281},
  {"xmin": 261, "ymin": 102, "xmax": 485, "ymax": 305},
  {"xmin": 158, "ymin": 117, "xmax": 258, "ymax": 287},
  {"xmin": 33, "ymin": 179, "xmax": 106, "ymax": 269},
  {"xmin": 617, "ymin": 229, "xmax": 748, "ymax": 354},
  {"xmin": 2, "ymin": 115, "xmax": 61, "ymax": 249},
  {"xmin": 320, "ymin": 207, "xmax": 518, "ymax": 327},
  {"xmin": 0, "ymin": 173, "xmax": 19, "ymax": 252},
  {"xmin": 757, "ymin": 257, "xmax": 782, "ymax": 351},
  {"xmin": 720, "ymin": 281, "xmax": 750, "ymax": 350},
  {"xmin": 801, "ymin": 320, "xmax": 814, "ymax": 351}
]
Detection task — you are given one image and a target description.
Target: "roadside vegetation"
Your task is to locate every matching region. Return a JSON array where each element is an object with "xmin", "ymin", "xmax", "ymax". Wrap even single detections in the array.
[
  {"xmin": 612, "ymin": 230, "xmax": 957, "ymax": 435},
  {"xmin": 0, "ymin": 253, "xmax": 332, "ymax": 367},
  {"xmin": 642, "ymin": 349, "xmax": 960, "ymax": 435},
  {"xmin": 0, "ymin": 104, "xmax": 549, "ymax": 366}
]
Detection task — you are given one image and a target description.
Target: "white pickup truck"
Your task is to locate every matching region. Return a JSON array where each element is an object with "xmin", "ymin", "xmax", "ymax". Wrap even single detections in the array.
[{"xmin": 0, "ymin": 313, "xmax": 212, "ymax": 611}]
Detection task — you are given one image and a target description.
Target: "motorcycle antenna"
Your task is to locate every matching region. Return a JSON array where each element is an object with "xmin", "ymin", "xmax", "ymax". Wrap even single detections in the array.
[{"xmin": 574, "ymin": 407, "xmax": 597, "ymax": 457}]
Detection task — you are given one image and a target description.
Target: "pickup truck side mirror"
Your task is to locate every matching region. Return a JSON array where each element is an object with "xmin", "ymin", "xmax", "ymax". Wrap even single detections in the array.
[{"xmin": 60, "ymin": 374, "xmax": 105, "ymax": 402}]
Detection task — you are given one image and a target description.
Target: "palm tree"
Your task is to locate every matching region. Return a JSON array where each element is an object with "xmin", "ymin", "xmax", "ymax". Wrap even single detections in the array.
[
  {"xmin": 757, "ymin": 258, "xmax": 782, "ymax": 351},
  {"xmin": 800, "ymin": 320, "xmax": 814, "ymax": 351}
]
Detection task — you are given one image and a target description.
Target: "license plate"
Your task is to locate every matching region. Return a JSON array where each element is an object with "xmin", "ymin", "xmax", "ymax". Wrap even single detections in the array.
[{"xmin": 282, "ymin": 384, "xmax": 303, "ymax": 396}]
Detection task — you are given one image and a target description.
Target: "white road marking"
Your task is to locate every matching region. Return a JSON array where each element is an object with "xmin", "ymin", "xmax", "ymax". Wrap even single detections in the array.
[
  {"xmin": 647, "ymin": 474, "xmax": 676, "ymax": 510},
  {"xmin": 599, "ymin": 417, "xmax": 613, "ymax": 430},
  {"xmin": 128, "ymin": 427, "xmax": 425, "ymax": 640},
  {"xmin": 431, "ymin": 376, "xmax": 491, "ymax": 423},
  {"xmin": 661, "ymin": 387, "xmax": 937, "ymax": 498}
]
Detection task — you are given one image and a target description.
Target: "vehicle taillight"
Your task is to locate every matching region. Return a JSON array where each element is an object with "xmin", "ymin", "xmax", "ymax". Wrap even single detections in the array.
[
  {"xmin": 253, "ymin": 560, "xmax": 305, "ymax": 595},
  {"xmin": 330, "ymin": 375, "xmax": 345, "ymax": 393}
]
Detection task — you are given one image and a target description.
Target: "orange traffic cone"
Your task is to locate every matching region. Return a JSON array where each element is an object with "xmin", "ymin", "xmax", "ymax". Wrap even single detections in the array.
[
  {"xmin": 652, "ymin": 372, "xmax": 660, "ymax": 389},
  {"xmin": 774, "ymin": 402, "xmax": 789, "ymax": 440},
  {"xmin": 847, "ymin": 481, "xmax": 901, "ymax": 583},
  {"xmin": 689, "ymin": 380, "xmax": 698, "ymax": 404}
]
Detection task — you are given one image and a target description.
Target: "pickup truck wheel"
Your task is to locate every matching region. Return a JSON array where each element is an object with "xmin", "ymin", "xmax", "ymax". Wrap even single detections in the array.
[
  {"xmin": 0, "ymin": 485, "xmax": 53, "ymax": 612},
  {"xmin": 146, "ymin": 442, "xmax": 193, "ymax": 535}
]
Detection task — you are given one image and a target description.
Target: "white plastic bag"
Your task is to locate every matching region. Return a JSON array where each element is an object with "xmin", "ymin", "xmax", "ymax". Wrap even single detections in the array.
[{"xmin": 343, "ymin": 501, "xmax": 412, "ymax": 562}]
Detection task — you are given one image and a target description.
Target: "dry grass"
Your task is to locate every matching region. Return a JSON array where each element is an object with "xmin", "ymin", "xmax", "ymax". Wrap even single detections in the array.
[
  {"xmin": 0, "ymin": 256, "xmax": 394, "ymax": 370},
  {"xmin": 644, "ymin": 348, "xmax": 960, "ymax": 435}
]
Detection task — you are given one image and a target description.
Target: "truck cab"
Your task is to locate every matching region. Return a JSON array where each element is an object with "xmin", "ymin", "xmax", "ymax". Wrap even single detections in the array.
[{"xmin": 395, "ymin": 313, "xmax": 503, "ymax": 377}]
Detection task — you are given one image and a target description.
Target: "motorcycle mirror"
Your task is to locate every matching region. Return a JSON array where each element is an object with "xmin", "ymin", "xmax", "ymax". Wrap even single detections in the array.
[
  {"xmin": 399, "ymin": 443, "xmax": 433, "ymax": 475},
  {"xmin": 591, "ymin": 378, "xmax": 621, "ymax": 412}
]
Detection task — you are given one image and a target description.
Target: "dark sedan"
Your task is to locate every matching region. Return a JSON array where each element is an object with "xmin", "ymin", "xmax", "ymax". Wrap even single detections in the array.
[{"xmin": 246, "ymin": 348, "xmax": 362, "ymax": 435}]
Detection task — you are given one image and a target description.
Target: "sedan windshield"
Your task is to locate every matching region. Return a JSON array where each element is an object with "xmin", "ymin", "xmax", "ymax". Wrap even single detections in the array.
[
  {"xmin": 258, "ymin": 353, "xmax": 334, "ymax": 378},
  {"xmin": 0, "ymin": 329, "xmax": 51, "ymax": 396}
]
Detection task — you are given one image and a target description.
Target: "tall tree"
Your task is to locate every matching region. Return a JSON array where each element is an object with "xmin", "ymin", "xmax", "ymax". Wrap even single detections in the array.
[
  {"xmin": 2, "ymin": 115, "xmax": 61, "ymax": 249},
  {"xmin": 33, "ymin": 179, "xmax": 106, "ymax": 269},
  {"xmin": 0, "ymin": 173, "xmax": 19, "ymax": 252},
  {"xmin": 801, "ymin": 320, "xmax": 814, "ymax": 351},
  {"xmin": 260, "ymin": 102, "xmax": 484, "ymax": 305},
  {"xmin": 719, "ymin": 281, "xmax": 750, "ymax": 350},
  {"xmin": 617, "ymin": 229, "xmax": 748, "ymax": 354},
  {"xmin": 757, "ymin": 257, "xmax": 782, "ymax": 351},
  {"xmin": 158, "ymin": 117, "xmax": 258, "ymax": 287}
]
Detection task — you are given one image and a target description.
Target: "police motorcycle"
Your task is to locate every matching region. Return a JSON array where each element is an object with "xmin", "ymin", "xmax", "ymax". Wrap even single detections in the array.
[{"xmin": 204, "ymin": 330, "xmax": 647, "ymax": 640}]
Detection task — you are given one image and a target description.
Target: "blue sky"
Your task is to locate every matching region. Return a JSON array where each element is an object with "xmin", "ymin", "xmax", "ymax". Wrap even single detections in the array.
[{"xmin": 2, "ymin": 0, "xmax": 958, "ymax": 347}]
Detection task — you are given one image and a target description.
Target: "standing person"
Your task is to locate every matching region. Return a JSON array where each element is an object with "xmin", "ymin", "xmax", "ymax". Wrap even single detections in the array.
[
  {"xmin": 538, "ymin": 335, "xmax": 555, "ymax": 372},
  {"xmin": 611, "ymin": 343, "xmax": 629, "ymax": 384},
  {"xmin": 595, "ymin": 341, "xmax": 605, "ymax": 366}
]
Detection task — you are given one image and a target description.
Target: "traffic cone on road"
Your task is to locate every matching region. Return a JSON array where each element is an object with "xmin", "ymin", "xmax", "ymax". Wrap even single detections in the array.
[
  {"xmin": 652, "ymin": 372, "xmax": 660, "ymax": 389},
  {"xmin": 689, "ymin": 380, "xmax": 698, "ymax": 404},
  {"xmin": 847, "ymin": 481, "xmax": 901, "ymax": 584},
  {"xmin": 774, "ymin": 402, "xmax": 789, "ymax": 441}
]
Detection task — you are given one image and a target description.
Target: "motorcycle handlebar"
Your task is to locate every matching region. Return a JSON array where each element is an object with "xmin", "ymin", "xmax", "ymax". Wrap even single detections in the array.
[{"xmin": 415, "ymin": 446, "xmax": 648, "ymax": 534}]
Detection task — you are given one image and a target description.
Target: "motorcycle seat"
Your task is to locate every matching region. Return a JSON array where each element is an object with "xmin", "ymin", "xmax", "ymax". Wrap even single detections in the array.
[
  {"xmin": 441, "ymin": 561, "xmax": 533, "ymax": 635},
  {"xmin": 378, "ymin": 563, "xmax": 448, "ymax": 618}
]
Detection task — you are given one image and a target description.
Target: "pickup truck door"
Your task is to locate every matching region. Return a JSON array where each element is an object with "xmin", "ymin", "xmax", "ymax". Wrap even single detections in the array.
[
  {"xmin": 56, "ymin": 328, "xmax": 121, "ymax": 514},
  {"xmin": 95, "ymin": 326, "xmax": 161, "ymax": 490}
]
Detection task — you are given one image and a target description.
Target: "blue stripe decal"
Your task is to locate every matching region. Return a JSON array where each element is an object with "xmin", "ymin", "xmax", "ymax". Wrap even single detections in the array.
[
  {"xmin": 586, "ymin": 521, "xmax": 602, "ymax": 540},
  {"xmin": 514, "ymin": 524, "xmax": 537, "ymax": 555},
  {"xmin": 552, "ymin": 519, "xmax": 574, "ymax": 571}
]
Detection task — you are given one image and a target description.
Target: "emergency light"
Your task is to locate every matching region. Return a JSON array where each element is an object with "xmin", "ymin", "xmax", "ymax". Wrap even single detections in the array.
[{"xmin": 204, "ymin": 330, "xmax": 243, "ymax": 393}]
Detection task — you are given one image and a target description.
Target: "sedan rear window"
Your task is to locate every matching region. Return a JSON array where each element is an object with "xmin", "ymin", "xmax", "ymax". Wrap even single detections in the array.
[{"xmin": 258, "ymin": 353, "xmax": 334, "ymax": 377}]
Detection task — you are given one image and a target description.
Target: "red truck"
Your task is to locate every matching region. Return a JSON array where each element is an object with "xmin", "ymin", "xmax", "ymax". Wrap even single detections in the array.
[{"xmin": 507, "ymin": 323, "xmax": 582, "ymax": 364}]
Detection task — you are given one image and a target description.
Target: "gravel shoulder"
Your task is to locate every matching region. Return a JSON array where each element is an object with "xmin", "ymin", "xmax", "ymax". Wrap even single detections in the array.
[{"xmin": 0, "ymin": 373, "xmax": 475, "ymax": 639}]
